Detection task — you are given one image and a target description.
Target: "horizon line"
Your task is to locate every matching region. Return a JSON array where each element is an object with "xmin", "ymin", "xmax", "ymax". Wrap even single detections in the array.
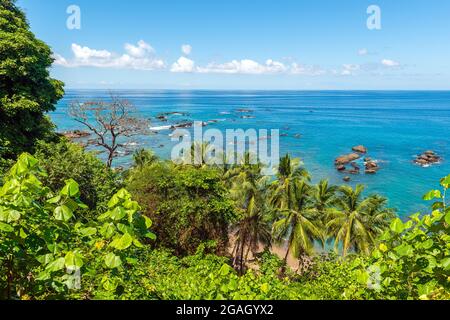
[{"xmin": 64, "ymin": 88, "xmax": 450, "ymax": 92}]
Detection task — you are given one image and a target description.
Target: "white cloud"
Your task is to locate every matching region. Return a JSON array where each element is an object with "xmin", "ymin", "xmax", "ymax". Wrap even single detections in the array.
[
  {"xmin": 54, "ymin": 40, "xmax": 165, "ymax": 70},
  {"xmin": 341, "ymin": 64, "xmax": 361, "ymax": 76},
  {"xmin": 290, "ymin": 63, "xmax": 326, "ymax": 76},
  {"xmin": 358, "ymin": 48, "xmax": 368, "ymax": 56},
  {"xmin": 181, "ymin": 44, "xmax": 192, "ymax": 56},
  {"xmin": 381, "ymin": 59, "xmax": 400, "ymax": 67},
  {"xmin": 71, "ymin": 44, "xmax": 112, "ymax": 60},
  {"xmin": 196, "ymin": 59, "xmax": 287, "ymax": 74},
  {"xmin": 53, "ymin": 53, "xmax": 69, "ymax": 67},
  {"xmin": 124, "ymin": 40, "xmax": 155, "ymax": 58},
  {"xmin": 171, "ymin": 56, "xmax": 195, "ymax": 73}
]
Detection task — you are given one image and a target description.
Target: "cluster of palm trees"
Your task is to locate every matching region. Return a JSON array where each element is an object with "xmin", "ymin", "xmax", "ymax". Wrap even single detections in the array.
[
  {"xmin": 226, "ymin": 154, "xmax": 396, "ymax": 274},
  {"xmin": 132, "ymin": 147, "xmax": 396, "ymax": 274}
]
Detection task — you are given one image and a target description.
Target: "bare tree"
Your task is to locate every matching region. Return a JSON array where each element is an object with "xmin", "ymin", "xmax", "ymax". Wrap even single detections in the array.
[{"xmin": 69, "ymin": 96, "xmax": 150, "ymax": 168}]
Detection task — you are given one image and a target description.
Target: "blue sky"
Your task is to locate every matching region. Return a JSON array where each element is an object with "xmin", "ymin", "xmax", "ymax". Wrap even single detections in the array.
[{"xmin": 18, "ymin": 0, "xmax": 450, "ymax": 90}]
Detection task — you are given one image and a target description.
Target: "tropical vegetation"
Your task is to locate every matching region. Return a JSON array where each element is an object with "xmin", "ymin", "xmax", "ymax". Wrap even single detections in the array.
[{"xmin": 1, "ymin": 0, "xmax": 449, "ymax": 300}]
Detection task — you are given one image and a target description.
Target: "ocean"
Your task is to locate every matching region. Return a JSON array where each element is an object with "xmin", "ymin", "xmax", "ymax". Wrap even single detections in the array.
[{"xmin": 51, "ymin": 90, "xmax": 450, "ymax": 217}]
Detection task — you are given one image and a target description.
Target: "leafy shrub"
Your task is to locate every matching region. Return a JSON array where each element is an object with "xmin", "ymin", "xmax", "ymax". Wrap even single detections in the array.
[
  {"xmin": 295, "ymin": 254, "xmax": 368, "ymax": 300},
  {"xmin": 354, "ymin": 174, "xmax": 450, "ymax": 300},
  {"xmin": 0, "ymin": 153, "xmax": 154, "ymax": 300},
  {"xmin": 126, "ymin": 162, "xmax": 236, "ymax": 255},
  {"xmin": 34, "ymin": 139, "xmax": 121, "ymax": 213},
  {"xmin": 137, "ymin": 244, "xmax": 301, "ymax": 300}
]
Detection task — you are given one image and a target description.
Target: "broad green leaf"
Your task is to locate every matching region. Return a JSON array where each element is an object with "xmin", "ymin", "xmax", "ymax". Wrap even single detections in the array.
[
  {"xmin": 423, "ymin": 190, "xmax": 442, "ymax": 201},
  {"xmin": 418, "ymin": 281, "xmax": 437, "ymax": 298},
  {"xmin": 110, "ymin": 233, "xmax": 133, "ymax": 250},
  {"xmin": 117, "ymin": 223, "xmax": 132, "ymax": 235},
  {"xmin": 54, "ymin": 205, "xmax": 73, "ymax": 221},
  {"xmin": 37, "ymin": 254, "xmax": 54, "ymax": 265},
  {"xmin": 421, "ymin": 239, "xmax": 434, "ymax": 249},
  {"xmin": 101, "ymin": 275, "xmax": 118, "ymax": 291},
  {"xmin": 395, "ymin": 244, "xmax": 414, "ymax": 257},
  {"xmin": 46, "ymin": 257, "xmax": 65, "ymax": 272},
  {"xmin": 143, "ymin": 216, "xmax": 153, "ymax": 229},
  {"xmin": 0, "ymin": 209, "xmax": 21, "ymax": 223},
  {"xmin": 445, "ymin": 212, "xmax": 450, "ymax": 225},
  {"xmin": 79, "ymin": 227, "xmax": 97, "ymax": 237},
  {"xmin": 47, "ymin": 195, "xmax": 61, "ymax": 204},
  {"xmin": 19, "ymin": 228, "xmax": 27, "ymax": 239},
  {"xmin": 100, "ymin": 222, "xmax": 116, "ymax": 238},
  {"xmin": 107, "ymin": 195, "xmax": 120, "ymax": 208},
  {"xmin": 104, "ymin": 253, "xmax": 122, "ymax": 269},
  {"xmin": 110, "ymin": 206, "xmax": 126, "ymax": 221},
  {"xmin": 441, "ymin": 257, "xmax": 450, "ymax": 270},
  {"xmin": 440, "ymin": 174, "xmax": 450, "ymax": 188},
  {"xmin": 65, "ymin": 251, "xmax": 84, "ymax": 268},
  {"xmin": 145, "ymin": 232, "xmax": 156, "ymax": 240},
  {"xmin": 0, "ymin": 222, "xmax": 13, "ymax": 232},
  {"xmin": 132, "ymin": 239, "xmax": 144, "ymax": 248},
  {"xmin": 390, "ymin": 218, "xmax": 404, "ymax": 234},
  {"xmin": 61, "ymin": 179, "xmax": 80, "ymax": 197}
]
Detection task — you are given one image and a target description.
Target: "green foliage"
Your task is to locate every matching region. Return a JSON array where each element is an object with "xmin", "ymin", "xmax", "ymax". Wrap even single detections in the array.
[
  {"xmin": 296, "ymin": 254, "xmax": 368, "ymax": 300},
  {"xmin": 226, "ymin": 154, "xmax": 272, "ymax": 273},
  {"xmin": 126, "ymin": 161, "xmax": 236, "ymax": 255},
  {"xmin": 326, "ymin": 185, "xmax": 396, "ymax": 256},
  {"xmin": 0, "ymin": 153, "xmax": 154, "ymax": 300},
  {"xmin": 34, "ymin": 139, "xmax": 121, "ymax": 213},
  {"xmin": 136, "ymin": 245, "xmax": 301, "ymax": 300},
  {"xmin": 354, "ymin": 174, "xmax": 450, "ymax": 300},
  {"xmin": 0, "ymin": 0, "xmax": 64, "ymax": 160}
]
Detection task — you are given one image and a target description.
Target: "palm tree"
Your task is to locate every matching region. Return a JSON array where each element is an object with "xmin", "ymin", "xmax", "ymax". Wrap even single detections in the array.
[
  {"xmin": 277, "ymin": 154, "xmax": 310, "ymax": 182},
  {"xmin": 272, "ymin": 180, "xmax": 321, "ymax": 268},
  {"xmin": 326, "ymin": 185, "xmax": 393, "ymax": 257},
  {"xmin": 311, "ymin": 180, "xmax": 338, "ymax": 248},
  {"xmin": 229, "ymin": 156, "xmax": 272, "ymax": 274},
  {"xmin": 270, "ymin": 155, "xmax": 320, "ymax": 269},
  {"xmin": 364, "ymin": 194, "xmax": 397, "ymax": 235},
  {"xmin": 132, "ymin": 148, "xmax": 158, "ymax": 169}
]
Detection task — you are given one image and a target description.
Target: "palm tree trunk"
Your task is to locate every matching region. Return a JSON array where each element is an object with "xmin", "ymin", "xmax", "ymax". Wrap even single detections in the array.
[{"xmin": 239, "ymin": 234, "xmax": 247, "ymax": 274}]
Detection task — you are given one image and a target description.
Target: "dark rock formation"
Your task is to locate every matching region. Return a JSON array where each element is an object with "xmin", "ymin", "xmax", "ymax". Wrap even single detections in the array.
[{"xmin": 414, "ymin": 151, "xmax": 441, "ymax": 167}]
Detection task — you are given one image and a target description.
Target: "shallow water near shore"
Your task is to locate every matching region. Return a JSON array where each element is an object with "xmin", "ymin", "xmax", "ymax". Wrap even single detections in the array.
[{"xmin": 51, "ymin": 90, "xmax": 450, "ymax": 218}]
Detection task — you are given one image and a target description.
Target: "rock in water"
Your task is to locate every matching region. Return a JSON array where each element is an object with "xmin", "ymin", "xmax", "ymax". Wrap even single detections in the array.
[
  {"xmin": 352, "ymin": 145, "xmax": 368, "ymax": 154},
  {"xmin": 414, "ymin": 151, "xmax": 441, "ymax": 167},
  {"xmin": 61, "ymin": 130, "xmax": 91, "ymax": 139},
  {"xmin": 335, "ymin": 153, "xmax": 361, "ymax": 165}
]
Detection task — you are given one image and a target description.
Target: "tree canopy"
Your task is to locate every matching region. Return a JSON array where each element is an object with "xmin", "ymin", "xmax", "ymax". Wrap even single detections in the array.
[{"xmin": 0, "ymin": 0, "xmax": 64, "ymax": 162}]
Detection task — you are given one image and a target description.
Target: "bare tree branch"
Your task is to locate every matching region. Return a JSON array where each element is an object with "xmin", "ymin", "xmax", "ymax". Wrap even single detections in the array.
[{"xmin": 68, "ymin": 95, "xmax": 150, "ymax": 168}]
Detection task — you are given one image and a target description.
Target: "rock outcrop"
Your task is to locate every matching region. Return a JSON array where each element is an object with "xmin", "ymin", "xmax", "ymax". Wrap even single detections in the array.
[
  {"xmin": 352, "ymin": 145, "xmax": 368, "ymax": 154},
  {"xmin": 61, "ymin": 130, "xmax": 90, "ymax": 140},
  {"xmin": 335, "ymin": 153, "xmax": 361, "ymax": 165},
  {"xmin": 335, "ymin": 145, "xmax": 381, "ymax": 176},
  {"xmin": 414, "ymin": 151, "xmax": 441, "ymax": 167}
]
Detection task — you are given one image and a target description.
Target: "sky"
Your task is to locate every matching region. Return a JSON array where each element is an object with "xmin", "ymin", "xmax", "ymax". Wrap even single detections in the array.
[{"xmin": 17, "ymin": 0, "xmax": 450, "ymax": 90}]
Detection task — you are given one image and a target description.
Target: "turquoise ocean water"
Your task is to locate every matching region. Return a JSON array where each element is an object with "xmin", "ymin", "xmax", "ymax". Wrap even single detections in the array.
[{"xmin": 51, "ymin": 90, "xmax": 450, "ymax": 218}]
